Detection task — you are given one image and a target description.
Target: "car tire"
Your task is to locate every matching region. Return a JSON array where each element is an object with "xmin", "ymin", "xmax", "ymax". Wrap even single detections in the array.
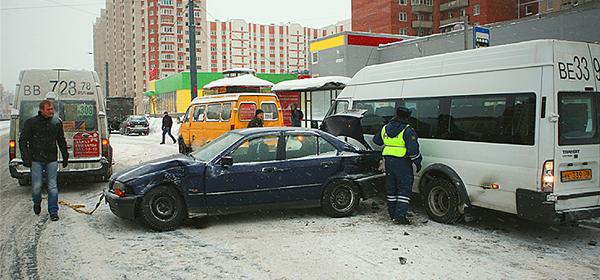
[
  {"xmin": 321, "ymin": 180, "xmax": 360, "ymax": 218},
  {"xmin": 18, "ymin": 178, "xmax": 30, "ymax": 186},
  {"xmin": 423, "ymin": 176, "xmax": 463, "ymax": 224},
  {"xmin": 139, "ymin": 186, "xmax": 186, "ymax": 231}
]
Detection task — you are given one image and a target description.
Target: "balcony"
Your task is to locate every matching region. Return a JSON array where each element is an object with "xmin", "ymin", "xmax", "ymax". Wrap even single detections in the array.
[
  {"xmin": 440, "ymin": 16, "xmax": 468, "ymax": 28},
  {"xmin": 412, "ymin": 4, "xmax": 433, "ymax": 13},
  {"xmin": 412, "ymin": 20, "xmax": 433, "ymax": 29},
  {"xmin": 440, "ymin": 0, "xmax": 469, "ymax": 12}
]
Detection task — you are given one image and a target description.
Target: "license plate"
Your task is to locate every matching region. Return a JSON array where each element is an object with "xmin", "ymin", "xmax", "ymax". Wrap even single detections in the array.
[
  {"xmin": 135, "ymin": 125, "xmax": 143, "ymax": 129},
  {"xmin": 560, "ymin": 169, "xmax": 592, "ymax": 182}
]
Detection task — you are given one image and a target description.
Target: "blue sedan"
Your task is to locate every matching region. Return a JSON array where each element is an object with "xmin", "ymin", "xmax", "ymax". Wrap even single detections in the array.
[{"xmin": 105, "ymin": 126, "xmax": 382, "ymax": 231}]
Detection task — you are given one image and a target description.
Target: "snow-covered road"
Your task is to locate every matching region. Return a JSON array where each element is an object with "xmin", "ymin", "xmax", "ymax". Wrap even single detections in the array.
[{"xmin": 1, "ymin": 127, "xmax": 599, "ymax": 279}]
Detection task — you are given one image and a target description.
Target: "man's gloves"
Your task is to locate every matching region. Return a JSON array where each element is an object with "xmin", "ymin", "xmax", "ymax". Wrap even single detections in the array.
[{"xmin": 62, "ymin": 155, "xmax": 69, "ymax": 168}]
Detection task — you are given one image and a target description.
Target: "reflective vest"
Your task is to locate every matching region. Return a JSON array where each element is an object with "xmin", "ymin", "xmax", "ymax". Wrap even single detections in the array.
[{"xmin": 381, "ymin": 125, "xmax": 407, "ymax": 157}]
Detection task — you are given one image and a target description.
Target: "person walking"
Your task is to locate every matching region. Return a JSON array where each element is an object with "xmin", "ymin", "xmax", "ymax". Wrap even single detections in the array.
[
  {"xmin": 247, "ymin": 109, "xmax": 264, "ymax": 128},
  {"xmin": 373, "ymin": 106, "xmax": 422, "ymax": 225},
  {"xmin": 161, "ymin": 111, "xmax": 176, "ymax": 144},
  {"xmin": 19, "ymin": 100, "xmax": 69, "ymax": 221},
  {"xmin": 290, "ymin": 103, "xmax": 304, "ymax": 127}
]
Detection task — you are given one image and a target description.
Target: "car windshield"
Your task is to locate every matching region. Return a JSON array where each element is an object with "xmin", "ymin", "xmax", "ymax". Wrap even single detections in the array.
[
  {"xmin": 190, "ymin": 132, "xmax": 244, "ymax": 161},
  {"xmin": 130, "ymin": 116, "xmax": 146, "ymax": 121}
]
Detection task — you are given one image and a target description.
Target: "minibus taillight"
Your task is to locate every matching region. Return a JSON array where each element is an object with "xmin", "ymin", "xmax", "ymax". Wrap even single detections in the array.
[
  {"xmin": 9, "ymin": 140, "xmax": 16, "ymax": 161},
  {"xmin": 541, "ymin": 160, "xmax": 554, "ymax": 192},
  {"xmin": 101, "ymin": 138, "xmax": 109, "ymax": 158}
]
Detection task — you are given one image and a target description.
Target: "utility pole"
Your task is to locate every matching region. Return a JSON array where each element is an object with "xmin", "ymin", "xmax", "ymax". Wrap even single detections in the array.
[
  {"xmin": 188, "ymin": 0, "xmax": 198, "ymax": 100},
  {"xmin": 105, "ymin": 62, "xmax": 109, "ymax": 97},
  {"xmin": 463, "ymin": 16, "xmax": 469, "ymax": 50}
]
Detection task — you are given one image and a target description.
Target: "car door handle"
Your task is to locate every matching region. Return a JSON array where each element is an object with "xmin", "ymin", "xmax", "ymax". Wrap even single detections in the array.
[
  {"xmin": 321, "ymin": 161, "xmax": 334, "ymax": 168},
  {"xmin": 262, "ymin": 167, "xmax": 276, "ymax": 173}
]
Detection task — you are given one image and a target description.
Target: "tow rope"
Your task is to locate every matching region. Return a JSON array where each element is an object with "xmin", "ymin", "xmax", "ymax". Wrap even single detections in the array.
[{"xmin": 58, "ymin": 192, "xmax": 105, "ymax": 215}]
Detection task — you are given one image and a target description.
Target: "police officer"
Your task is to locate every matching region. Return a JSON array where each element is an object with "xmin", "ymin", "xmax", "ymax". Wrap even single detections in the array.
[{"xmin": 373, "ymin": 106, "xmax": 422, "ymax": 225}]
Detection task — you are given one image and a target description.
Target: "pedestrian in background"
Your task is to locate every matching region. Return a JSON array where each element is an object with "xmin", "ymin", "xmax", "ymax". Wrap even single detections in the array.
[
  {"xmin": 247, "ymin": 109, "xmax": 264, "ymax": 128},
  {"xmin": 161, "ymin": 111, "xmax": 176, "ymax": 144},
  {"xmin": 19, "ymin": 100, "xmax": 69, "ymax": 221},
  {"xmin": 373, "ymin": 106, "xmax": 422, "ymax": 225},
  {"xmin": 290, "ymin": 103, "xmax": 304, "ymax": 127}
]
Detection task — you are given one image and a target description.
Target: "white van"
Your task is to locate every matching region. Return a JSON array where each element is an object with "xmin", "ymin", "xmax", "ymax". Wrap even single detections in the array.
[
  {"xmin": 8, "ymin": 69, "xmax": 113, "ymax": 185},
  {"xmin": 327, "ymin": 40, "xmax": 600, "ymax": 224}
]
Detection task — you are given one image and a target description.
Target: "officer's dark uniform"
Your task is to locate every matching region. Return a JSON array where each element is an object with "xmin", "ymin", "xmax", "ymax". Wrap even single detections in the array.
[{"xmin": 373, "ymin": 107, "xmax": 422, "ymax": 224}]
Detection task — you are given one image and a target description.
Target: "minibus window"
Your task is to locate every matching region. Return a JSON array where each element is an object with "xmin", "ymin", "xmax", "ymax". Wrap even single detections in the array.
[
  {"xmin": 558, "ymin": 92, "xmax": 599, "ymax": 145},
  {"xmin": 193, "ymin": 105, "xmax": 205, "ymax": 122},
  {"xmin": 261, "ymin": 103, "xmax": 279, "ymax": 120},
  {"xmin": 239, "ymin": 103, "xmax": 257, "ymax": 121},
  {"xmin": 19, "ymin": 101, "xmax": 41, "ymax": 130},
  {"xmin": 206, "ymin": 104, "xmax": 222, "ymax": 121},
  {"xmin": 334, "ymin": 101, "xmax": 349, "ymax": 114},
  {"xmin": 221, "ymin": 103, "xmax": 232, "ymax": 121},
  {"xmin": 58, "ymin": 100, "xmax": 97, "ymax": 132},
  {"xmin": 182, "ymin": 107, "xmax": 191, "ymax": 122},
  {"xmin": 354, "ymin": 100, "xmax": 399, "ymax": 135}
]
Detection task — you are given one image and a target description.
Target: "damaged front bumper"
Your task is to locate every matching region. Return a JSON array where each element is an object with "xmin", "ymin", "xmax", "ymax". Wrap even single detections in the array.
[{"xmin": 104, "ymin": 189, "xmax": 140, "ymax": 220}]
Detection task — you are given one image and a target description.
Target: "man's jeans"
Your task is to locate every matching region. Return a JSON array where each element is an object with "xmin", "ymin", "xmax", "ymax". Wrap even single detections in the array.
[
  {"xmin": 31, "ymin": 161, "xmax": 59, "ymax": 214},
  {"xmin": 162, "ymin": 127, "xmax": 176, "ymax": 143}
]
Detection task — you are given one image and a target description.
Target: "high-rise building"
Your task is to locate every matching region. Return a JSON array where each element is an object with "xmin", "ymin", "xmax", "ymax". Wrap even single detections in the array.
[
  {"xmin": 206, "ymin": 19, "xmax": 351, "ymax": 73},
  {"xmin": 94, "ymin": 0, "xmax": 350, "ymax": 114},
  {"xmin": 94, "ymin": 0, "xmax": 207, "ymax": 113},
  {"xmin": 352, "ymin": 0, "xmax": 522, "ymax": 36}
]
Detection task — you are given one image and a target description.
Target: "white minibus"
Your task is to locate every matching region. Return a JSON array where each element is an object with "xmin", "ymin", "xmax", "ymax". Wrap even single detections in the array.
[
  {"xmin": 327, "ymin": 40, "xmax": 600, "ymax": 224},
  {"xmin": 8, "ymin": 69, "xmax": 113, "ymax": 185}
]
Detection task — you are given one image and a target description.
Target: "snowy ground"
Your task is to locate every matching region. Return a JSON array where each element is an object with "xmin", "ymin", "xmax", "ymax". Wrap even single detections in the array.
[{"xmin": 1, "ymin": 126, "xmax": 599, "ymax": 279}]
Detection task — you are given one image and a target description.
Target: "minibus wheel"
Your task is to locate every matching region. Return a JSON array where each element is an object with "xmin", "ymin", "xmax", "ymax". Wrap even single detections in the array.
[{"xmin": 424, "ymin": 177, "xmax": 462, "ymax": 224}]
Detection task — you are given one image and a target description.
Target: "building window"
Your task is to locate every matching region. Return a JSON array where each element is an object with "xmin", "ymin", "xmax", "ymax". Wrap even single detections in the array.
[
  {"xmin": 160, "ymin": 0, "xmax": 172, "ymax": 5},
  {"xmin": 473, "ymin": 4, "xmax": 480, "ymax": 16},
  {"xmin": 311, "ymin": 52, "xmax": 318, "ymax": 64},
  {"xmin": 399, "ymin": 0, "xmax": 407, "ymax": 5},
  {"xmin": 399, "ymin": 12, "xmax": 407, "ymax": 22},
  {"xmin": 460, "ymin": 9, "xmax": 466, "ymax": 17},
  {"xmin": 525, "ymin": 5, "xmax": 533, "ymax": 15},
  {"xmin": 547, "ymin": 0, "xmax": 554, "ymax": 11},
  {"xmin": 399, "ymin": 28, "xmax": 407, "ymax": 35}
]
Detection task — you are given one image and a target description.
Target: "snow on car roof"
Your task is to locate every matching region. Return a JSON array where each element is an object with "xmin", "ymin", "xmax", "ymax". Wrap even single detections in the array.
[
  {"xmin": 190, "ymin": 93, "xmax": 278, "ymax": 104},
  {"xmin": 203, "ymin": 74, "xmax": 274, "ymax": 89},
  {"xmin": 271, "ymin": 76, "xmax": 351, "ymax": 92}
]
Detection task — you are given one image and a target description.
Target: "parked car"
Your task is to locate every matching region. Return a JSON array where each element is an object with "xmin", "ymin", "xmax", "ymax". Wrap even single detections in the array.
[
  {"xmin": 105, "ymin": 120, "xmax": 382, "ymax": 231},
  {"xmin": 119, "ymin": 115, "xmax": 150, "ymax": 136}
]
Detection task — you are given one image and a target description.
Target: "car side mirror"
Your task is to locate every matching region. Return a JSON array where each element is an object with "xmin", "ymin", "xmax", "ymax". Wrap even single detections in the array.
[{"xmin": 219, "ymin": 156, "xmax": 233, "ymax": 166}]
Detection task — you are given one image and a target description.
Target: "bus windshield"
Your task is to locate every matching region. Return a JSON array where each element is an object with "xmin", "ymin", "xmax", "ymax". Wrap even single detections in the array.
[
  {"xmin": 19, "ymin": 100, "xmax": 97, "ymax": 132},
  {"xmin": 558, "ymin": 92, "xmax": 600, "ymax": 145}
]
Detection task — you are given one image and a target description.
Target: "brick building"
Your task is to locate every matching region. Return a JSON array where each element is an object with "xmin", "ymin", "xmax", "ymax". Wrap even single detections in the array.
[{"xmin": 352, "ymin": 0, "xmax": 523, "ymax": 36}]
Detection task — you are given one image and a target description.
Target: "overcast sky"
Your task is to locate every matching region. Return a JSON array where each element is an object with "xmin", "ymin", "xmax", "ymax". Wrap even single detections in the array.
[{"xmin": 0, "ymin": 0, "xmax": 351, "ymax": 93}]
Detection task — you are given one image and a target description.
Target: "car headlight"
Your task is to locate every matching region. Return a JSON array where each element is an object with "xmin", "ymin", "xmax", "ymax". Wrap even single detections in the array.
[{"xmin": 112, "ymin": 181, "xmax": 128, "ymax": 197}]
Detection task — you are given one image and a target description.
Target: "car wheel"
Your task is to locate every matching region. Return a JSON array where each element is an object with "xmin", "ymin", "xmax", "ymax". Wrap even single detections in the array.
[
  {"xmin": 18, "ymin": 178, "xmax": 30, "ymax": 186},
  {"xmin": 423, "ymin": 177, "xmax": 463, "ymax": 224},
  {"xmin": 139, "ymin": 186, "xmax": 186, "ymax": 231},
  {"xmin": 321, "ymin": 180, "xmax": 360, "ymax": 218}
]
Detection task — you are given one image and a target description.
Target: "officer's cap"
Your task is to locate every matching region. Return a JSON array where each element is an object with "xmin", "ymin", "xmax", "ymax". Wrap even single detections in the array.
[{"xmin": 396, "ymin": 106, "xmax": 412, "ymax": 117}]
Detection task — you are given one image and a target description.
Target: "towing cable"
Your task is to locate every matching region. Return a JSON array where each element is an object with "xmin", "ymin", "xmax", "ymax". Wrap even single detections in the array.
[{"xmin": 58, "ymin": 192, "xmax": 105, "ymax": 215}]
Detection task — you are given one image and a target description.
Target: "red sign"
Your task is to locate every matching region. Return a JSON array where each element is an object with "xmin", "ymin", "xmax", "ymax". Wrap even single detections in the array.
[
  {"xmin": 239, "ymin": 103, "xmax": 257, "ymax": 121},
  {"xmin": 73, "ymin": 132, "xmax": 100, "ymax": 158},
  {"xmin": 347, "ymin": 34, "xmax": 403, "ymax": 47},
  {"xmin": 276, "ymin": 92, "xmax": 301, "ymax": 127}
]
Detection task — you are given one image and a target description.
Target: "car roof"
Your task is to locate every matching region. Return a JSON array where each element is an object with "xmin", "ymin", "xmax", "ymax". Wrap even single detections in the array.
[{"xmin": 234, "ymin": 127, "xmax": 324, "ymax": 135}]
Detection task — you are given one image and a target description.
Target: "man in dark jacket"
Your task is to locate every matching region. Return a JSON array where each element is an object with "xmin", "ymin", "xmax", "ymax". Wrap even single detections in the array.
[
  {"xmin": 161, "ymin": 111, "xmax": 176, "ymax": 144},
  {"xmin": 19, "ymin": 100, "xmax": 69, "ymax": 221},
  {"xmin": 290, "ymin": 103, "xmax": 303, "ymax": 127},
  {"xmin": 373, "ymin": 106, "xmax": 422, "ymax": 225},
  {"xmin": 247, "ymin": 109, "xmax": 264, "ymax": 128}
]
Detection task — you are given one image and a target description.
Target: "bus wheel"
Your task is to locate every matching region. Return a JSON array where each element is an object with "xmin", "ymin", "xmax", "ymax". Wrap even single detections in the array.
[{"xmin": 424, "ymin": 177, "xmax": 463, "ymax": 224}]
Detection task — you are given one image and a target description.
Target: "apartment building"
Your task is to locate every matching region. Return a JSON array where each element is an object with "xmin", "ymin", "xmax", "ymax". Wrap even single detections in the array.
[
  {"xmin": 352, "ymin": 0, "xmax": 521, "ymax": 36},
  {"xmin": 206, "ymin": 19, "xmax": 351, "ymax": 74},
  {"xmin": 531, "ymin": 0, "xmax": 598, "ymax": 16},
  {"xmin": 94, "ymin": 0, "xmax": 207, "ymax": 113}
]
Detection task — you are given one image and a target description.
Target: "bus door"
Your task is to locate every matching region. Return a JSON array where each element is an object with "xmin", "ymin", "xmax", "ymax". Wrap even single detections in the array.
[{"xmin": 553, "ymin": 42, "xmax": 600, "ymax": 211}]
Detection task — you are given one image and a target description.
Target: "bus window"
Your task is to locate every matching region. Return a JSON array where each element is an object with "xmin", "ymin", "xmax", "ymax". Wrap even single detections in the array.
[
  {"xmin": 261, "ymin": 103, "xmax": 278, "ymax": 120},
  {"xmin": 206, "ymin": 104, "xmax": 222, "ymax": 121},
  {"xmin": 193, "ymin": 105, "xmax": 205, "ymax": 122},
  {"xmin": 221, "ymin": 103, "xmax": 232, "ymax": 121},
  {"xmin": 354, "ymin": 100, "xmax": 400, "ymax": 135},
  {"xmin": 404, "ymin": 98, "xmax": 442, "ymax": 138},
  {"xmin": 559, "ymin": 92, "xmax": 599, "ymax": 145},
  {"xmin": 58, "ymin": 100, "xmax": 97, "ymax": 132}
]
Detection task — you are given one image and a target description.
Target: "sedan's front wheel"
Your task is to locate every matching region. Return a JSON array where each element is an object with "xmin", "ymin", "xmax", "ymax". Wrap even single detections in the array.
[
  {"xmin": 139, "ymin": 186, "xmax": 186, "ymax": 231},
  {"xmin": 321, "ymin": 180, "xmax": 360, "ymax": 218}
]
